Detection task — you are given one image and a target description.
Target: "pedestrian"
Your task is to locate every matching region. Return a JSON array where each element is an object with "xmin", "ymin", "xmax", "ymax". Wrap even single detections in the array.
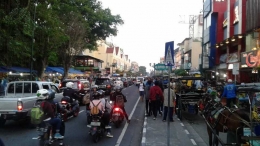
[
  {"xmin": 221, "ymin": 79, "xmax": 237, "ymax": 108},
  {"xmin": 144, "ymin": 78, "xmax": 153, "ymax": 116},
  {"xmin": 138, "ymin": 80, "xmax": 145, "ymax": 102},
  {"xmin": 157, "ymin": 78, "xmax": 164, "ymax": 115},
  {"xmin": 162, "ymin": 83, "xmax": 175, "ymax": 122},
  {"xmin": 0, "ymin": 138, "xmax": 5, "ymax": 146},
  {"xmin": 149, "ymin": 81, "xmax": 164, "ymax": 120}
]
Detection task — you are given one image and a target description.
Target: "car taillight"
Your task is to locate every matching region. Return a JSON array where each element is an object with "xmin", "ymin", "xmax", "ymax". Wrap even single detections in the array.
[
  {"xmin": 107, "ymin": 85, "xmax": 111, "ymax": 88},
  {"xmin": 61, "ymin": 101, "xmax": 67, "ymax": 104},
  {"xmin": 115, "ymin": 108, "xmax": 119, "ymax": 111},
  {"xmin": 17, "ymin": 101, "xmax": 23, "ymax": 111},
  {"xmin": 78, "ymin": 83, "xmax": 82, "ymax": 89},
  {"xmin": 59, "ymin": 84, "xmax": 62, "ymax": 88}
]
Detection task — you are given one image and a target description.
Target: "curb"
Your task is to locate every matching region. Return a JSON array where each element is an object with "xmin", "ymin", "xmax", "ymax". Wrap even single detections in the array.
[{"xmin": 141, "ymin": 116, "xmax": 147, "ymax": 146}]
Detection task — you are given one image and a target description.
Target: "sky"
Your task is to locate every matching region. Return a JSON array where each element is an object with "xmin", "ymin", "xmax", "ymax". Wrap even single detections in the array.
[{"xmin": 99, "ymin": 0, "xmax": 203, "ymax": 72}]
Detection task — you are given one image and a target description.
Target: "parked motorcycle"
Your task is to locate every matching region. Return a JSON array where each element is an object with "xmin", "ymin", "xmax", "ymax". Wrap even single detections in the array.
[
  {"xmin": 87, "ymin": 114, "xmax": 107, "ymax": 143},
  {"xmin": 59, "ymin": 96, "xmax": 80, "ymax": 121},
  {"xmin": 33, "ymin": 114, "xmax": 65, "ymax": 146}
]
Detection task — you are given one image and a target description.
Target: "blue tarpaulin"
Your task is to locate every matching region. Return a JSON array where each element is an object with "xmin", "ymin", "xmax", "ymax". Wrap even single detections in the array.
[
  {"xmin": 0, "ymin": 67, "xmax": 8, "ymax": 73},
  {"xmin": 45, "ymin": 67, "xmax": 83, "ymax": 74},
  {"xmin": 45, "ymin": 67, "xmax": 64, "ymax": 74},
  {"xmin": 1, "ymin": 66, "xmax": 37, "ymax": 73}
]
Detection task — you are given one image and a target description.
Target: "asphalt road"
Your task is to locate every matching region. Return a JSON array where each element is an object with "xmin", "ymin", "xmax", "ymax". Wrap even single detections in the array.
[
  {"xmin": 181, "ymin": 110, "xmax": 227, "ymax": 146},
  {"xmin": 0, "ymin": 85, "xmax": 145, "ymax": 146}
]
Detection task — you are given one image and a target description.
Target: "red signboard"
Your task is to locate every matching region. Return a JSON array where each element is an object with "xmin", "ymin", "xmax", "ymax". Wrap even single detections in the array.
[{"xmin": 240, "ymin": 50, "xmax": 260, "ymax": 68}]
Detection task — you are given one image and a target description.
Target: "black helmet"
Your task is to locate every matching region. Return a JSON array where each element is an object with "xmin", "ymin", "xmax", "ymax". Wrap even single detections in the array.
[{"xmin": 48, "ymin": 89, "xmax": 56, "ymax": 100}]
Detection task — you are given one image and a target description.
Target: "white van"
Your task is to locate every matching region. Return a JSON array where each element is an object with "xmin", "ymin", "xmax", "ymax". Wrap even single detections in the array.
[{"xmin": 135, "ymin": 77, "xmax": 144, "ymax": 85}]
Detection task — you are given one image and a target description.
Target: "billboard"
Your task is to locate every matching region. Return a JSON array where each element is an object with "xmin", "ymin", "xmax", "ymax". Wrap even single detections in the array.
[{"xmin": 240, "ymin": 50, "xmax": 260, "ymax": 68}]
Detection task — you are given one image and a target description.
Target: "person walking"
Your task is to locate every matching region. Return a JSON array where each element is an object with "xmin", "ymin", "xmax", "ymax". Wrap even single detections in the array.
[
  {"xmin": 138, "ymin": 80, "xmax": 145, "ymax": 102},
  {"xmin": 149, "ymin": 81, "xmax": 164, "ymax": 120},
  {"xmin": 221, "ymin": 79, "xmax": 237, "ymax": 108},
  {"xmin": 162, "ymin": 84, "xmax": 176, "ymax": 122},
  {"xmin": 144, "ymin": 78, "xmax": 153, "ymax": 116}
]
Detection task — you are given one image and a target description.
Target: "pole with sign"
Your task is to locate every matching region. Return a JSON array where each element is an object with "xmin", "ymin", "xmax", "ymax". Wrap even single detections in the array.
[
  {"xmin": 165, "ymin": 41, "xmax": 174, "ymax": 146},
  {"xmin": 233, "ymin": 63, "xmax": 239, "ymax": 84}
]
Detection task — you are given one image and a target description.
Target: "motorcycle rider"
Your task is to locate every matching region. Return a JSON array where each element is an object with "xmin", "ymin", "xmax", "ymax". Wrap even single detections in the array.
[
  {"xmin": 110, "ymin": 86, "xmax": 130, "ymax": 123},
  {"xmin": 89, "ymin": 89, "xmax": 113, "ymax": 138},
  {"xmin": 36, "ymin": 89, "xmax": 63, "ymax": 139},
  {"xmin": 63, "ymin": 82, "xmax": 80, "ymax": 111},
  {"xmin": 86, "ymin": 85, "xmax": 99, "ymax": 124}
]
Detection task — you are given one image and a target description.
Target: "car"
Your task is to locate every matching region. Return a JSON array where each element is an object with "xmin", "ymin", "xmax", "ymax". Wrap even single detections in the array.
[
  {"xmin": 121, "ymin": 77, "xmax": 128, "ymax": 87},
  {"xmin": 94, "ymin": 78, "xmax": 113, "ymax": 95},
  {"xmin": 135, "ymin": 77, "xmax": 144, "ymax": 86},
  {"xmin": 59, "ymin": 79, "xmax": 90, "ymax": 104}
]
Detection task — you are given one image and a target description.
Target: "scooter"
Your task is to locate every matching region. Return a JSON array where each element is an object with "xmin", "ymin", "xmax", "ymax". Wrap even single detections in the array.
[
  {"xmin": 110, "ymin": 101, "xmax": 124, "ymax": 128},
  {"xmin": 87, "ymin": 114, "xmax": 109, "ymax": 143},
  {"xmin": 32, "ymin": 115, "xmax": 65, "ymax": 146},
  {"xmin": 59, "ymin": 96, "xmax": 80, "ymax": 121}
]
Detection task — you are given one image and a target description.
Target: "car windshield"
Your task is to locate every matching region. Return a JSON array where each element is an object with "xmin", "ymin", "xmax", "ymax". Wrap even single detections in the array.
[
  {"xmin": 95, "ymin": 79, "xmax": 109, "ymax": 85},
  {"xmin": 137, "ymin": 78, "xmax": 143, "ymax": 81}
]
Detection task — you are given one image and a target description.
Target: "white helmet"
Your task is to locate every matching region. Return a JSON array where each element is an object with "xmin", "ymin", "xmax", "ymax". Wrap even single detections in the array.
[
  {"xmin": 66, "ymin": 82, "xmax": 74, "ymax": 88},
  {"xmin": 91, "ymin": 85, "xmax": 98, "ymax": 89},
  {"xmin": 36, "ymin": 89, "xmax": 49, "ymax": 100}
]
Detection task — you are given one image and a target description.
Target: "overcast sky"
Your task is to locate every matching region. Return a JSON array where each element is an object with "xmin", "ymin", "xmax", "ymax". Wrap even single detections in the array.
[{"xmin": 99, "ymin": 0, "xmax": 203, "ymax": 72}]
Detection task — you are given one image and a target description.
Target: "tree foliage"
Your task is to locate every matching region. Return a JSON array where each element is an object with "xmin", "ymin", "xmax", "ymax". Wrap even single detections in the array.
[
  {"xmin": 174, "ymin": 69, "xmax": 188, "ymax": 76},
  {"xmin": 0, "ymin": 0, "xmax": 123, "ymax": 79},
  {"xmin": 138, "ymin": 66, "xmax": 146, "ymax": 76}
]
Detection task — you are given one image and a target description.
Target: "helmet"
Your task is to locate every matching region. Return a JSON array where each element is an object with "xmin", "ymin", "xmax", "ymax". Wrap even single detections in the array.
[
  {"xmin": 66, "ymin": 82, "xmax": 74, "ymax": 88},
  {"xmin": 48, "ymin": 89, "xmax": 55, "ymax": 100},
  {"xmin": 114, "ymin": 86, "xmax": 121, "ymax": 92},
  {"xmin": 91, "ymin": 85, "xmax": 98, "ymax": 89},
  {"xmin": 36, "ymin": 89, "xmax": 49, "ymax": 100}
]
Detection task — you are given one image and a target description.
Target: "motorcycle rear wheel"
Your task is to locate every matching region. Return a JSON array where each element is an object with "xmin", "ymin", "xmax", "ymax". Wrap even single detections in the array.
[
  {"xmin": 73, "ymin": 109, "xmax": 79, "ymax": 117},
  {"xmin": 92, "ymin": 133, "xmax": 99, "ymax": 143}
]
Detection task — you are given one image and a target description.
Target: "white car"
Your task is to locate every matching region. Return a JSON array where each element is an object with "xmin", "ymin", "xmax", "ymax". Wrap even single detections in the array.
[{"xmin": 135, "ymin": 77, "xmax": 144, "ymax": 85}]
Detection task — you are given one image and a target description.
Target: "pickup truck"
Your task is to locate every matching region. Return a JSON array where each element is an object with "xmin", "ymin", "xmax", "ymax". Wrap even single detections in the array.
[{"xmin": 0, "ymin": 81, "xmax": 63, "ymax": 127}]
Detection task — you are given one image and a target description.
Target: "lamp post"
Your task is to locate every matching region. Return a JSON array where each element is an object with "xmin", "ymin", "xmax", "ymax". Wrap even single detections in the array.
[{"xmin": 30, "ymin": 0, "xmax": 38, "ymax": 81}]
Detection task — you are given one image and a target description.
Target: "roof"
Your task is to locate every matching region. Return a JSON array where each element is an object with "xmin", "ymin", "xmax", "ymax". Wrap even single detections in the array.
[
  {"xmin": 75, "ymin": 55, "xmax": 104, "ymax": 63},
  {"xmin": 106, "ymin": 47, "xmax": 114, "ymax": 53}
]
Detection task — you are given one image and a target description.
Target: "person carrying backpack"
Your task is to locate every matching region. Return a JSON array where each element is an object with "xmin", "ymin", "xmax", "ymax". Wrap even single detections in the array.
[
  {"xmin": 110, "ymin": 86, "xmax": 130, "ymax": 123},
  {"xmin": 33, "ymin": 89, "xmax": 63, "ymax": 139},
  {"xmin": 149, "ymin": 81, "xmax": 164, "ymax": 120},
  {"xmin": 89, "ymin": 90, "xmax": 113, "ymax": 138},
  {"xmin": 144, "ymin": 78, "xmax": 153, "ymax": 116}
]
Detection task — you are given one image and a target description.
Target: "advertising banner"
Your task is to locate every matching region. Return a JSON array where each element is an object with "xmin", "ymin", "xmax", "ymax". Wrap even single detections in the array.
[{"xmin": 240, "ymin": 50, "xmax": 260, "ymax": 68}]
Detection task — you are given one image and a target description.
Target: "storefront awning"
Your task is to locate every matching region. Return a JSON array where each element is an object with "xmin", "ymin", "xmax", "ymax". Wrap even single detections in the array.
[
  {"xmin": 68, "ymin": 68, "xmax": 84, "ymax": 74},
  {"xmin": 0, "ymin": 67, "xmax": 9, "ymax": 73},
  {"xmin": 45, "ymin": 67, "xmax": 64, "ymax": 74},
  {"xmin": 2, "ymin": 66, "xmax": 37, "ymax": 73}
]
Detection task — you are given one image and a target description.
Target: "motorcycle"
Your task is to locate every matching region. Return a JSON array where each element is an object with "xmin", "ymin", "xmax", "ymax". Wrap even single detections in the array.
[
  {"xmin": 111, "ymin": 104, "xmax": 124, "ymax": 128},
  {"xmin": 33, "ymin": 114, "xmax": 65, "ymax": 146},
  {"xmin": 87, "ymin": 114, "xmax": 108, "ymax": 143},
  {"xmin": 59, "ymin": 96, "xmax": 80, "ymax": 121}
]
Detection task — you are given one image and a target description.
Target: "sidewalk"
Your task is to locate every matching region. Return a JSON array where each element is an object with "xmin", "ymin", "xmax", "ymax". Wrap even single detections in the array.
[{"xmin": 141, "ymin": 114, "xmax": 207, "ymax": 146}]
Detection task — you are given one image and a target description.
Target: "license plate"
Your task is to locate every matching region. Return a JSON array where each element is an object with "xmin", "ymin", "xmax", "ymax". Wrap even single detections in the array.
[
  {"xmin": 91, "ymin": 122, "xmax": 100, "ymax": 126},
  {"xmin": 113, "ymin": 113, "xmax": 120, "ymax": 116}
]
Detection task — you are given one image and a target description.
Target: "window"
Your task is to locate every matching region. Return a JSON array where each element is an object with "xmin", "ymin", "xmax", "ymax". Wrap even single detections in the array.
[
  {"xmin": 24, "ymin": 83, "xmax": 31, "ymax": 93},
  {"xmin": 32, "ymin": 83, "xmax": 39, "ymax": 93},
  {"xmin": 16, "ymin": 83, "xmax": 23, "ymax": 93},
  {"xmin": 76, "ymin": 59, "xmax": 84, "ymax": 66},
  {"xmin": 88, "ymin": 59, "xmax": 94, "ymax": 66},
  {"xmin": 8, "ymin": 83, "xmax": 14, "ymax": 93},
  {"xmin": 42, "ymin": 84, "xmax": 50, "ymax": 90},
  {"xmin": 51, "ymin": 85, "xmax": 58, "ymax": 93}
]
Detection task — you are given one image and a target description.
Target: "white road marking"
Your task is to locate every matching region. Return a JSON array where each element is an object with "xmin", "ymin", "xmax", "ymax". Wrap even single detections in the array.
[
  {"xmin": 143, "ymin": 128, "xmax": 146, "ymax": 133},
  {"xmin": 79, "ymin": 110, "xmax": 84, "ymax": 113},
  {"xmin": 141, "ymin": 137, "xmax": 146, "ymax": 143},
  {"xmin": 32, "ymin": 137, "xmax": 40, "ymax": 139},
  {"xmin": 115, "ymin": 96, "xmax": 140, "ymax": 146},
  {"xmin": 180, "ymin": 123, "xmax": 184, "ymax": 126},
  {"xmin": 190, "ymin": 139, "xmax": 197, "ymax": 145},
  {"xmin": 185, "ymin": 129, "xmax": 190, "ymax": 134}
]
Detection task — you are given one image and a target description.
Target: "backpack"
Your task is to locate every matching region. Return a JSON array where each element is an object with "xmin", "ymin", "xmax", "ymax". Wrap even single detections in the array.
[
  {"xmin": 116, "ymin": 95, "xmax": 125, "ymax": 107},
  {"xmin": 31, "ymin": 101, "xmax": 45, "ymax": 125},
  {"xmin": 90, "ymin": 100, "xmax": 101, "ymax": 115}
]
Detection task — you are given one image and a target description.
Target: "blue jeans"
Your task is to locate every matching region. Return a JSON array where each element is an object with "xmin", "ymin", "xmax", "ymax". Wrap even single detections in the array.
[
  {"xmin": 163, "ymin": 106, "xmax": 173, "ymax": 121},
  {"xmin": 49, "ymin": 118, "xmax": 61, "ymax": 132}
]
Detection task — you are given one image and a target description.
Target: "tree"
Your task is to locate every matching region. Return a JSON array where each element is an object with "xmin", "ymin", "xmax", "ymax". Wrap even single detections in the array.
[
  {"xmin": 139, "ymin": 66, "xmax": 146, "ymax": 76},
  {"xmin": 174, "ymin": 69, "xmax": 188, "ymax": 76}
]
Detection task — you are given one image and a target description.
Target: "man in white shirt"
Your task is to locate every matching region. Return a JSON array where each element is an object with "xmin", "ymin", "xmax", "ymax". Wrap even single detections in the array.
[{"xmin": 138, "ymin": 80, "xmax": 145, "ymax": 102}]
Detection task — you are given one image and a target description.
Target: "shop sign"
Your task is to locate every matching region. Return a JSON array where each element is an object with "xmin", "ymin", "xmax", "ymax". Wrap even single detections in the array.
[
  {"xmin": 240, "ymin": 50, "xmax": 260, "ymax": 68},
  {"xmin": 227, "ymin": 53, "xmax": 238, "ymax": 63}
]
